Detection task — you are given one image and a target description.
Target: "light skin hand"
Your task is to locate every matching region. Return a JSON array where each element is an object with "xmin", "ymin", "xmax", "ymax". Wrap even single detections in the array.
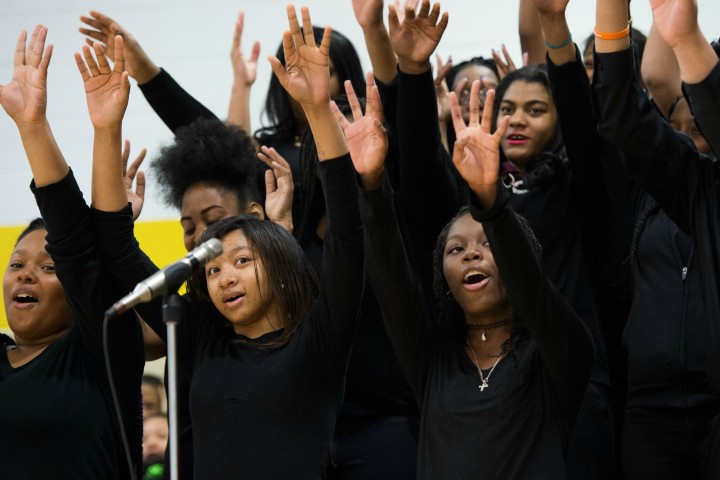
[
  {"xmin": 332, "ymin": 72, "xmax": 388, "ymax": 191},
  {"xmin": 388, "ymin": 0, "xmax": 449, "ymax": 74},
  {"xmin": 258, "ymin": 146, "xmax": 294, "ymax": 233},
  {"xmin": 78, "ymin": 10, "xmax": 160, "ymax": 84},
  {"xmin": 0, "ymin": 25, "xmax": 53, "ymax": 127},
  {"xmin": 649, "ymin": 0, "xmax": 700, "ymax": 49},
  {"xmin": 75, "ymin": 35, "xmax": 130, "ymax": 131},
  {"xmin": 268, "ymin": 5, "xmax": 332, "ymax": 109},
  {"xmin": 449, "ymin": 80, "xmax": 510, "ymax": 209},
  {"xmin": 352, "ymin": 0, "xmax": 385, "ymax": 29},
  {"xmin": 435, "ymin": 53, "xmax": 452, "ymax": 122},
  {"xmin": 121, "ymin": 139, "xmax": 147, "ymax": 221},
  {"xmin": 393, "ymin": 0, "xmax": 420, "ymax": 25},
  {"xmin": 231, "ymin": 10, "xmax": 260, "ymax": 88},
  {"xmin": 491, "ymin": 45, "xmax": 529, "ymax": 80}
]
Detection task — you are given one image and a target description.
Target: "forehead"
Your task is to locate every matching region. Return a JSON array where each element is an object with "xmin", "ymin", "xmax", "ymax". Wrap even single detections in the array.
[
  {"xmin": 12, "ymin": 230, "xmax": 49, "ymax": 256},
  {"xmin": 220, "ymin": 229, "xmax": 252, "ymax": 253},
  {"xmin": 181, "ymin": 182, "xmax": 242, "ymax": 217},
  {"xmin": 453, "ymin": 64, "xmax": 499, "ymax": 87},
  {"xmin": 446, "ymin": 213, "xmax": 485, "ymax": 240},
  {"xmin": 501, "ymin": 80, "xmax": 551, "ymax": 103}
]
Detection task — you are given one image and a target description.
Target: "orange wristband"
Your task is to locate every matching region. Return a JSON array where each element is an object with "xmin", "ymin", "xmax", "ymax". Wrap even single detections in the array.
[{"xmin": 594, "ymin": 24, "xmax": 631, "ymax": 40}]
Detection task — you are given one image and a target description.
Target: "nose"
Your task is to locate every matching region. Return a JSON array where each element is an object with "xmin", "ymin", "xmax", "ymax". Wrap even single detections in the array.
[
  {"xmin": 217, "ymin": 267, "xmax": 237, "ymax": 288},
  {"xmin": 463, "ymin": 247, "xmax": 482, "ymax": 262},
  {"xmin": 509, "ymin": 110, "xmax": 526, "ymax": 127},
  {"xmin": 16, "ymin": 266, "xmax": 37, "ymax": 283}
]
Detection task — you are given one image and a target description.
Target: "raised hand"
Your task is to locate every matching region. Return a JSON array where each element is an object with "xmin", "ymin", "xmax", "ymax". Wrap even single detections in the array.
[
  {"xmin": 449, "ymin": 80, "xmax": 510, "ymax": 208},
  {"xmin": 258, "ymin": 146, "xmax": 294, "ymax": 233},
  {"xmin": 393, "ymin": 0, "xmax": 420, "ymax": 25},
  {"xmin": 649, "ymin": 0, "xmax": 700, "ymax": 49},
  {"xmin": 332, "ymin": 72, "xmax": 387, "ymax": 190},
  {"xmin": 435, "ymin": 53, "xmax": 452, "ymax": 123},
  {"xmin": 491, "ymin": 45, "xmax": 528, "ymax": 80},
  {"xmin": 0, "ymin": 25, "xmax": 53, "ymax": 126},
  {"xmin": 268, "ymin": 5, "xmax": 331, "ymax": 108},
  {"xmin": 79, "ymin": 10, "xmax": 160, "ymax": 84},
  {"xmin": 75, "ymin": 35, "xmax": 130, "ymax": 130},
  {"xmin": 352, "ymin": 0, "xmax": 385, "ymax": 29},
  {"xmin": 231, "ymin": 11, "xmax": 260, "ymax": 88},
  {"xmin": 121, "ymin": 139, "xmax": 147, "ymax": 221},
  {"xmin": 388, "ymin": 0, "xmax": 449, "ymax": 74}
]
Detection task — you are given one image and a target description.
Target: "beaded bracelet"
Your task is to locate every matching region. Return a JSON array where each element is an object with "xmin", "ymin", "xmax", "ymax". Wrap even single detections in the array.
[
  {"xmin": 545, "ymin": 34, "xmax": 573, "ymax": 50},
  {"xmin": 594, "ymin": 24, "xmax": 631, "ymax": 40}
]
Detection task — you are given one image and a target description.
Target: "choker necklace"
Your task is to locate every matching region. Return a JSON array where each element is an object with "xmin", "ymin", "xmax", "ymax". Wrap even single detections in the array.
[
  {"xmin": 466, "ymin": 317, "xmax": 514, "ymax": 341},
  {"xmin": 466, "ymin": 339, "xmax": 504, "ymax": 392}
]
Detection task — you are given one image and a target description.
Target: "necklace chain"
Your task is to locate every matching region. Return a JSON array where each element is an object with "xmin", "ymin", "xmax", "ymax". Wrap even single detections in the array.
[{"xmin": 466, "ymin": 339, "xmax": 504, "ymax": 392}]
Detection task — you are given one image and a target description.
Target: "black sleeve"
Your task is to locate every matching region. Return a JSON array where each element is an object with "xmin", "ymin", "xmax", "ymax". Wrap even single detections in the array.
[
  {"xmin": 308, "ymin": 154, "xmax": 366, "ymax": 359},
  {"xmin": 547, "ymin": 47, "xmax": 608, "ymax": 226},
  {"xmin": 139, "ymin": 68, "xmax": 219, "ymax": 133},
  {"xmin": 31, "ymin": 171, "xmax": 144, "ymax": 362},
  {"xmin": 469, "ymin": 187, "xmax": 594, "ymax": 425},
  {"xmin": 592, "ymin": 46, "xmax": 716, "ymax": 235},
  {"xmin": 361, "ymin": 173, "xmax": 429, "ymax": 400},
  {"xmin": 683, "ymin": 60, "xmax": 720, "ymax": 157},
  {"xmin": 394, "ymin": 68, "xmax": 460, "ymax": 291},
  {"xmin": 32, "ymin": 172, "xmax": 145, "ymax": 473}
]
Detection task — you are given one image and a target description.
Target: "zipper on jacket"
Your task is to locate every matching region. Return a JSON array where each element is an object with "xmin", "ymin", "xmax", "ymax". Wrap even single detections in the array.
[{"xmin": 682, "ymin": 266, "xmax": 688, "ymax": 280}]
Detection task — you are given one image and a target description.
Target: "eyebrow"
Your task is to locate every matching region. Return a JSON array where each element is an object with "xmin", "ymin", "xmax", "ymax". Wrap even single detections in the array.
[
  {"xmin": 500, "ymin": 99, "xmax": 550, "ymax": 108},
  {"xmin": 180, "ymin": 205, "xmax": 225, "ymax": 222}
]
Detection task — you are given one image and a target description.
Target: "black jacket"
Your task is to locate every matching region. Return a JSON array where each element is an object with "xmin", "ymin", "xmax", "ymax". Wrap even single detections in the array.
[{"xmin": 592, "ymin": 46, "xmax": 720, "ymax": 393}]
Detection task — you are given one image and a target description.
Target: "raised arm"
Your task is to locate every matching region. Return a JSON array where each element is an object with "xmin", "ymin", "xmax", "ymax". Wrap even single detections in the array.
[
  {"xmin": 226, "ymin": 10, "xmax": 260, "ymax": 131},
  {"xmin": 75, "ymin": 35, "xmax": 130, "ymax": 212},
  {"xmin": 352, "ymin": 0, "xmax": 398, "ymax": 84},
  {"xmin": 641, "ymin": 21, "xmax": 682, "ymax": 118},
  {"xmin": 388, "ymin": 0, "xmax": 459, "ymax": 290},
  {"xmin": 650, "ymin": 0, "xmax": 720, "ymax": 154},
  {"xmin": 0, "ymin": 26, "xmax": 68, "ymax": 186},
  {"xmin": 519, "ymin": 0, "xmax": 549, "ymax": 65},
  {"xmin": 268, "ymin": 6, "xmax": 348, "ymax": 161},
  {"xmin": 270, "ymin": 4, "xmax": 363, "ymax": 353},
  {"xmin": 80, "ymin": 10, "xmax": 218, "ymax": 133},
  {"xmin": 649, "ymin": 0, "xmax": 717, "ymax": 84},
  {"xmin": 79, "ymin": 10, "xmax": 160, "ymax": 84},
  {"xmin": 334, "ymin": 73, "xmax": 427, "ymax": 397},
  {"xmin": 592, "ymin": 0, "xmax": 711, "ymax": 234},
  {"xmin": 451, "ymin": 81, "xmax": 593, "ymax": 418}
]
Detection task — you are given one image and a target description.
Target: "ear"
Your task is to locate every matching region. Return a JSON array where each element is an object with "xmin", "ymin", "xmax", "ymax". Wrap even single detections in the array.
[{"xmin": 247, "ymin": 201, "xmax": 265, "ymax": 219}]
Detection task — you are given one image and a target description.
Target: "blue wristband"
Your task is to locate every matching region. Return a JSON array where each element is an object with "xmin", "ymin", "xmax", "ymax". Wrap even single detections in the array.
[{"xmin": 545, "ymin": 34, "xmax": 572, "ymax": 50}]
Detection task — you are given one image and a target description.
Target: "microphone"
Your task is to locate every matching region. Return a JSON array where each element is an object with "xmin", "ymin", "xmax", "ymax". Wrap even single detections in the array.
[{"xmin": 106, "ymin": 238, "xmax": 223, "ymax": 317}]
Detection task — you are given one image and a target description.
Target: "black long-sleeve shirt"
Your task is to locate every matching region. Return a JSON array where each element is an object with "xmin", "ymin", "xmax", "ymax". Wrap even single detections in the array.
[
  {"xmin": 92, "ymin": 155, "xmax": 364, "ymax": 478},
  {"xmin": 592, "ymin": 47, "xmax": 720, "ymax": 393},
  {"xmin": 0, "ymin": 171, "xmax": 144, "ymax": 479},
  {"xmin": 362, "ymin": 177, "xmax": 593, "ymax": 479}
]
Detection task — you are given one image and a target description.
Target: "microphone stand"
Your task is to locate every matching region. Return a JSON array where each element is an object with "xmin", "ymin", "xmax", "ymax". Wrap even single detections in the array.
[{"xmin": 163, "ymin": 292, "xmax": 183, "ymax": 480}]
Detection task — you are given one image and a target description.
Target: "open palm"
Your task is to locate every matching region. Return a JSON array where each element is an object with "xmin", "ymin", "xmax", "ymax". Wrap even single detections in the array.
[
  {"xmin": 270, "ymin": 6, "xmax": 330, "ymax": 107},
  {"xmin": 450, "ymin": 81, "xmax": 508, "ymax": 193},
  {"xmin": 75, "ymin": 36, "xmax": 129, "ymax": 130},
  {"xmin": 388, "ymin": 0, "xmax": 448, "ymax": 65},
  {"xmin": 334, "ymin": 74, "xmax": 387, "ymax": 183},
  {"xmin": 0, "ymin": 26, "xmax": 52, "ymax": 126}
]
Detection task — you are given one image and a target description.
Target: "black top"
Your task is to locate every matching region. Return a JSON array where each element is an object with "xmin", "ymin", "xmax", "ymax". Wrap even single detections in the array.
[
  {"xmin": 362, "ymin": 177, "xmax": 594, "ymax": 479},
  {"xmin": 592, "ymin": 47, "xmax": 720, "ymax": 392},
  {"xmin": 140, "ymin": 67, "xmax": 418, "ymax": 439},
  {"xmin": 0, "ymin": 171, "xmax": 144, "ymax": 479},
  {"xmin": 684, "ymin": 61, "xmax": 720, "ymax": 156},
  {"xmin": 549, "ymin": 48, "xmax": 715, "ymax": 408},
  {"xmin": 92, "ymin": 155, "xmax": 365, "ymax": 478}
]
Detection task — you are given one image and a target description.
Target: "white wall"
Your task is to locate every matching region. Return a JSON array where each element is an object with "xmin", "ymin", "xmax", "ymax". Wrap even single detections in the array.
[{"xmin": 1, "ymin": 0, "xmax": 719, "ymax": 225}]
